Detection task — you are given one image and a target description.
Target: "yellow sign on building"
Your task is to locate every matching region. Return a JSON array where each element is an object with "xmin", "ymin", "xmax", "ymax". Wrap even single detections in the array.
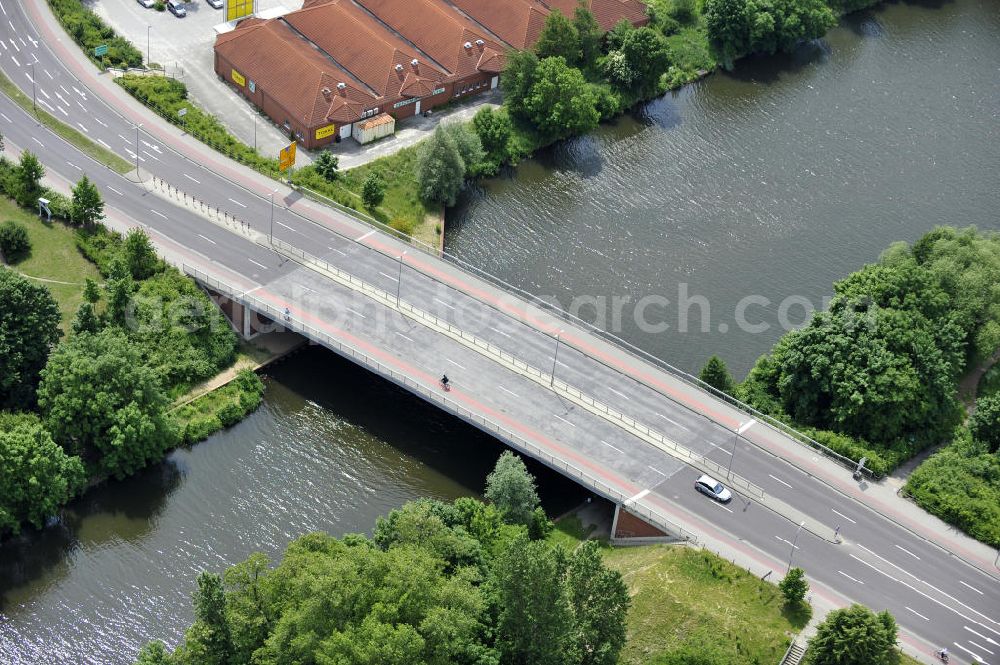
[
  {"xmin": 231, "ymin": 69, "xmax": 246, "ymax": 87},
  {"xmin": 315, "ymin": 124, "xmax": 336, "ymax": 140},
  {"xmin": 226, "ymin": 0, "xmax": 255, "ymax": 21},
  {"xmin": 279, "ymin": 141, "xmax": 297, "ymax": 172}
]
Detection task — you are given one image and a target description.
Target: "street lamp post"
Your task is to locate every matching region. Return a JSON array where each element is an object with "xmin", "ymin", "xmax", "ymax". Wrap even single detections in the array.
[
  {"xmin": 146, "ymin": 26, "xmax": 151, "ymax": 67},
  {"xmin": 30, "ymin": 62, "xmax": 36, "ymax": 114},
  {"xmin": 269, "ymin": 191, "xmax": 275, "ymax": 243},
  {"xmin": 134, "ymin": 123, "xmax": 143, "ymax": 174},
  {"xmin": 727, "ymin": 428, "xmax": 740, "ymax": 480},
  {"xmin": 253, "ymin": 115, "xmax": 257, "ymax": 152},
  {"xmin": 396, "ymin": 251, "xmax": 406, "ymax": 306},
  {"xmin": 549, "ymin": 330, "xmax": 564, "ymax": 387},
  {"xmin": 787, "ymin": 521, "xmax": 805, "ymax": 572}
]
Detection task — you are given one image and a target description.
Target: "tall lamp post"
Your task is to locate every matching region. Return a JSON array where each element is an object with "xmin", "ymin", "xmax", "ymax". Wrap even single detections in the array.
[
  {"xmin": 550, "ymin": 330, "xmax": 564, "ymax": 387},
  {"xmin": 146, "ymin": 25, "xmax": 151, "ymax": 67},
  {"xmin": 727, "ymin": 427, "xmax": 740, "ymax": 479},
  {"xmin": 787, "ymin": 521, "xmax": 805, "ymax": 572},
  {"xmin": 269, "ymin": 191, "xmax": 276, "ymax": 244},
  {"xmin": 30, "ymin": 62, "xmax": 36, "ymax": 114},
  {"xmin": 134, "ymin": 123, "xmax": 143, "ymax": 175},
  {"xmin": 396, "ymin": 251, "xmax": 407, "ymax": 306}
]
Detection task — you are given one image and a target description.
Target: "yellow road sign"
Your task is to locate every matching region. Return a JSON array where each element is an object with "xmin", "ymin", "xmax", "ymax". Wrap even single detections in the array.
[{"xmin": 279, "ymin": 141, "xmax": 297, "ymax": 171}]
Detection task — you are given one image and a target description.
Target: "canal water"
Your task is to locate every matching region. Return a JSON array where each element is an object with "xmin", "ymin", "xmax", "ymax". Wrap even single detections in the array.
[{"xmin": 3, "ymin": 0, "xmax": 999, "ymax": 661}]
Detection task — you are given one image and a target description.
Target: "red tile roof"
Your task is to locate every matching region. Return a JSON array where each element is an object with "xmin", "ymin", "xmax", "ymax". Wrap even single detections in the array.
[
  {"xmin": 441, "ymin": 0, "xmax": 549, "ymax": 50},
  {"xmin": 539, "ymin": 0, "xmax": 649, "ymax": 31}
]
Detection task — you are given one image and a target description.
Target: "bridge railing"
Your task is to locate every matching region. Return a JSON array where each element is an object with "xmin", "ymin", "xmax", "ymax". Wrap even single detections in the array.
[{"xmin": 182, "ymin": 263, "xmax": 699, "ymax": 543}]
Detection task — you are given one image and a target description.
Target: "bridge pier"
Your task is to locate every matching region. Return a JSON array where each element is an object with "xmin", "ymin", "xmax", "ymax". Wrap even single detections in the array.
[{"xmin": 204, "ymin": 288, "xmax": 273, "ymax": 341}]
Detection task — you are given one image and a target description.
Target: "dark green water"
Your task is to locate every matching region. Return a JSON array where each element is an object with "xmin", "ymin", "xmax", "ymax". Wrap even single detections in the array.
[{"xmin": 3, "ymin": 0, "xmax": 999, "ymax": 661}]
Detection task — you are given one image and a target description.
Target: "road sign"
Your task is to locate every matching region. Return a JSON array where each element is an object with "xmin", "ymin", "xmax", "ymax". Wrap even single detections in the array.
[
  {"xmin": 279, "ymin": 141, "xmax": 297, "ymax": 172},
  {"xmin": 177, "ymin": 107, "xmax": 188, "ymax": 118},
  {"xmin": 93, "ymin": 44, "xmax": 109, "ymax": 57}
]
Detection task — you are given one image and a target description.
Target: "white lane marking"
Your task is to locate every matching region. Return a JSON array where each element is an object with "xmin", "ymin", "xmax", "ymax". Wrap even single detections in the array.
[
  {"xmin": 37, "ymin": 98, "xmax": 54, "ymax": 113},
  {"xmin": 600, "ymin": 440, "xmax": 623, "ymax": 454},
  {"xmin": 492, "ymin": 327, "xmax": 512, "ymax": 338},
  {"xmin": 7, "ymin": 19, "xmax": 12, "ymax": 30},
  {"xmin": 0, "ymin": 112, "xmax": 9, "ymax": 122},
  {"xmin": 768, "ymin": 474, "xmax": 793, "ymax": 489},
  {"xmin": 247, "ymin": 258, "xmax": 268, "ymax": 270},
  {"xmin": 953, "ymin": 642, "xmax": 987, "ymax": 662},
  {"xmin": 9, "ymin": 38, "xmax": 18, "ymax": 52},
  {"xmin": 44, "ymin": 69, "xmax": 53, "ymax": 80},
  {"xmin": 0, "ymin": 39, "xmax": 5, "ymax": 50},
  {"xmin": 276, "ymin": 221, "xmax": 301, "ymax": 234},
  {"xmin": 498, "ymin": 385, "xmax": 519, "ymax": 398},
  {"xmin": 31, "ymin": 137, "xmax": 43, "ymax": 147},
  {"xmin": 0, "ymin": 2, "xmax": 6, "ymax": 16},
  {"xmin": 118, "ymin": 133, "xmax": 128, "ymax": 142},
  {"xmin": 71, "ymin": 86, "xmax": 86, "ymax": 99},
  {"xmin": 149, "ymin": 209, "xmax": 167, "ymax": 219},
  {"xmin": 59, "ymin": 84, "xmax": 69, "ymax": 95},
  {"xmin": 97, "ymin": 138, "xmax": 112, "ymax": 149},
  {"xmin": 905, "ymin": 607, "xmax": 929, "ymax": 621},
  {"xmin": 967, "ymin": 639, "xmax": 994, "ymax": 656},
  {"xmin": 75, "ymin": 100, "xmax": 86, "ymax": 112},
  {"xmin": 446, "ymin": 358, "xmax": 466, "ymax": 370},
  {"xmin": 344, "ymin": 306, "xmax": 366, "ymax": 319},
  {"xmin": 66, "ymin": 161, "xmax": 81, "ymax": 171},
  {"xmin": 893, "ymin": 544, "xmax": 920, "ymax": 560},
  {"xmin": 197, "ymin": 234, "xmax": 217, "ymax": 245},
  {"xmin": 95, "ymin": 117, "xmax": 107, "ymax": 127},
  {"xmin": 964, "ymin": 625, "xmax": 999, "ymax": 647},
  {"xmin": 831, "ymin": 508, "xmax": 856, "ymax": 524},
  {"xmin": 959, "ymin": 581, "xmax": 984, "ymax": 596},
  {"xmin": 10, "ymin": 54, "xmax": 19, "ymax": 66},
  {"xmin": 107, "ymin": 186, "xmax": 123, "ymax": 196},
  {"xmin": 775, "ymin": 535, "xmax": 800, "ymax": 550},
  {"xmin": 356, "ymin": 229, "xmax": 375, "ymax": 242},
  {"xmin": 76, "ymin": 122, "xmax": 88, "ymax": 133},
  {"xmin": 327, "ymin": 246, "xmax": 347, "ymax": 256},
  {"xmin": 656, "ymin": 412, "xmax": 690, "ymax": 431},
  {"xmin": 647, "ymin": 466, "xmax": 667, "ymax": 476},
  {"xmin": 142, "ymin": 150, "xmax": 160, "ymax": 162},
  {"xmin": 738, "ymin": 419, "xmax": 757, "ymax": 434},
  {"xmin": 394, "ymin": 331, "xmax": 414, "ymax": 342},
  {"xmin": 712, "ymin": 501, "xmax": 734, "ymax": 514},
  {"xmin": 379, "ymin": 271, "xmax": 398, "ymax": 282},
  {"xmin": 38, "ymin": 87, "xmax": 50, "ymax": 99},
  {"xmin": 608, "ymin": 386, "xmax": 629, "ymax": 399},
  {"xmin": 183, "ymin": 173, "xmax": 200, "ymax": 184},
  {"xmin": 837, "ymin": 571, "xmax": 864, "ymax": 585},
  {"xmin": 433, "ymin": 297, "xmax": 455, "ymax": 310},
  {"xmin": 553, "ymin": 413, "xmax": 576, "ymax": 427},
  {"xmin": 625, "ymin": 488, "xmax": 650, "ymax": 504},
  {"xmin": 57, "ymin": 105, "xmax": 68, "ymax": 117},
  {"xmin": 228, "ymin": 198, "xmax": 246, "ymax": 208}
]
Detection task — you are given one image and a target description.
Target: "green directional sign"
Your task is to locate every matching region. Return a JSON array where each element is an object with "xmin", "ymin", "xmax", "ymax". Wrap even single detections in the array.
[{"xmin": 93, "ymin": 44, "xmax": 109, "ymax": 57}]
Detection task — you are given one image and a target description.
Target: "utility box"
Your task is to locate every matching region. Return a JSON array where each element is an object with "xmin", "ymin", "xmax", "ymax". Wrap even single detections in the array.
[{"xmin": 354, "ymin": 113, "xmax": 395, "ymax": 145}]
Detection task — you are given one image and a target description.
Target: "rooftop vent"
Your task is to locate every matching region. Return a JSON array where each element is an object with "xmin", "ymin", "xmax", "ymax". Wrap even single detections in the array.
[
  {"xmin": 411, "ymin": 58, "xmax": 419, "ymax": 66},
  {"xmin": 395, "ymin": 63, "xmax": 403, "ymax": 72},
  {"xmin": 475, "ymin": 39, "xmax": 484, "ymax": 46},
  {"xmin": 336, "ymin": 82, "xmax": 346, "ymax": 90},
  {"xmin": 464, "ymin": 41, "xmax": 472, "ymax": 49},
  {"xmin": 321, "ymin": 86, "xmax": 332, "ymax": 98}
]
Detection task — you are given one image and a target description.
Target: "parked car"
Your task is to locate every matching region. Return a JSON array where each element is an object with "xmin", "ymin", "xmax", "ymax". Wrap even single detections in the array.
[
  {"xmin": 167, "ymin": 0, "xmax": 187, "ymax": 16},
  {"xmin": 206, "ymin": 0, "xmax": 224, "ymax": 7},
  {"xmin": 136, "ymin": 0, "xmax": 155, "ymax": 8},
  {"xmin": 694, "ymin": 474, "xmax": 732, "ymax": 503}
]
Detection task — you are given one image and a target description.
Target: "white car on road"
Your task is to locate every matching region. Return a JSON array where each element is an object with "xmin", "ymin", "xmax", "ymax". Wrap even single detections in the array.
[{"xmin": 695, "ymin": 474, "xmax": 732, "ymax": 503}]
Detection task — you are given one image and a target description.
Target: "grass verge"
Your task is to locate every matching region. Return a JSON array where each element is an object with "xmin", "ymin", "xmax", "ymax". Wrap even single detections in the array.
[
  {"xmin": 171, "ymin": 368, "xmax": 266, "ymax": 445},
  {"xmin": 0, "ymin": 70, "xmax": 132, "ymax": 174},
  {"xmin": 0, "ymin": 196, "xmax": 101, "ymax": 331}
]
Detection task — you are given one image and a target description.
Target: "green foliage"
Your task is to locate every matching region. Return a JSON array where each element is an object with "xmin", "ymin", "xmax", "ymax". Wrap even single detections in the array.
[
  {"xmin": 75, "ymin": 224, "xmax": 123, "ymax": 276},
  {"xmin": 705, "ymin": 0, "xmax": 836, "ymax": 65},
  {"xmin": 567, "ymin": 541, "xmax": 630, "ymax": 665},
  {"xmin": 135, "ymin": 642, "xmax": 174, "ymax": 665},
  {"xmin": 574, "ymin": 6, "xmax": 604, "ymax": 70},
  {"xmin": 526, "ymin": 57, "xmax": 601, "ymax": 140},
  {"xmin": 183, "ymin": 572, "xmax": 234, "ymax": 665},
  {"xmin": 0, "ymin": 220, "xmax": 31, "ymax": 261},
  {"xmin": 83, "ymin": 277, "xmax": 101, "ymax": 304},
  {"xmin": 472, "ymin": 107, "xmax": 513, "ymax": 173},
  {"xmin": 314, "ymin": 150, "xmax": 340, "ymax": 182},
  {"xmin": 0, "ymin": 267, "xmax": 62, "ymax": 410},
  {"xmin": 699, "ymin": 355, "xmax": 736, "ymax": 396},
  {"xmin": 778, "ymin": 567, "xmax": 809, "ymax": 607},
  {"xmin": 484, "ymin": 451, "xmax": 541, "ymax": 527},
  {"xmin": 0, "ymin": 419, "xmax": 86, "ymax": 534},
  {"xmin": 826, "ymin": 0, "xmax": 880, "ymax": 12},
  {"xmin": 970, "ymin": 393, "xmax": 1000, "ymax": 453},
  {"xmin": 14, "ymin": 151, "xmax": 45, "ymax": 208},
  {"xmin": 605, "ymin": 26, "xmax": 673, "ymax": 96},
  {"xmin": 37, "ymin": 328, "xmax": 177, "ymax": 479},
  {"xmin": 70, "ymin": 175, "xmax": 104, "ymax": 227},
  {"xmin": 501, "ymin": 50, "xmax": 541, "ymax": 121},
  {"xmin": 71, "ymin": 301, "xmax": 101, "ymax": 335},
  {"xmin": 416, "ymin": 125, "xmax": 467, "ymax": 206},
  {"xmin": 361, "ymin": 171, "xmax": 386, "ymax": 210},
  {"xmin": 805, "ymin": 604, "xmax": 899, "ymax": 665},
  {"xmin": 535, "ymin": 10, "xmax": 582, "ymax": 66},
  {"xmin": 123, "ymin": 228, "xmax": 161, "ymax": 280},
  {"xmin": 103, "ymin": 255, "xmax": 135, "ymax": 326},
  {"xmin": 173, "ymin": 369, "xmax": 265, "ymax": 445},
  {"xmin": 445, "ymin": 123, "xmax": 487, "ymax": 176},
  {"xmin": 47, "ymin": 0, "xmax": 143, "ymax": 68}
]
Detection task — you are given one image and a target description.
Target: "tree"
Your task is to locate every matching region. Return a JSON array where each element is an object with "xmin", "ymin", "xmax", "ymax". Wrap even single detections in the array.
[
  {"xmin": 699, "ymin": 355, "xmax": 736, "ymax": 396},
  {"xmin": 606, "ymin": 19, "xmax": 634, "ymax": 52},
  {"xmin": 705, "ymin": 0, "xmax": 835, "ymax": 65},
  {"xmin": 779, "ymin": 567, "xmax": 809, "ymax": 607},
  {"xmin": 444, "ymin": 124, "xmax": 486, "ymax": 176},
  {"xmin": 361, "ymin": 171, "xmax": 386, "ymax": 210},
  {"xmin": 526, "ymin": 57, "xmax": 601, "ymax": 140},
  {"xmin": 535, "ymin": 10, "xmax": 581, "ymax": 66},
  {"xmin": 37, "ymin": 328, "xmax": 176, "ymax": 478},
  {"xmin": 970, "ymin": 393, "xmax": 1000, "ymax": 453},
  {"xmin": 0, "ymin": 419, "xmax": 86, "ymax": 534},
  {"xmin": 472, "ymin": 106, "xmax": 513, "ymax": 169},
  {"xmin": 71, "ymin": 175, "xmax": 104, "ymax": 227},
  {"xmin": 314, "ymin": 150, "xmax": 340, "ymax": 182},
  {"xmin": 501, "ymin": 50, "xmax": 540, "ymax": 120},
  {"xmin": 484, "ymin": 451, "xmax": 540, "ymax": 526},
  {"xmin": 806, "ymin": 604, "xmax": 899, "ymax": 665},
  {"xmin": 123, "ymin": 227, "xmax": 159, "ymax": 280},
  {"xmin": 0, "ymin": 267, "xmax": 61, "ymax": 410},
  {"xmin": 83, "ymin": 277, "xmax": 101, "ymax": 304},
  {"xmin": 573, "ymin": 6, "xmax": 603, "ymax": 70},
  {"xmin": 0, "ymin": 220, "xmax": 30, "ymax": 260},
  {"xmin": 566, "ymin": 541, "xmax": 630, "ymax": 665},
  {"xmin": 416, "ymin": 125, "xmax": 467, "ymax": 207},
  {"xmin": 181, "ymin": 572, "xmax": 234, "ymax": 665},
  {"xmin": 135, "ymin": 642, "xmax": 175, "ymax": 665},
  {"xmin": 615, "ymin": 26, "xmax": 672, "ymax": 95},
  {"xmin": 71, "ymin": 301, "xmax": 101, "ymax": 335},
  {"xmin": 15, "ymin": 151, "xmax": 45, "ymax": 208},
  {"xmin": 491, "ymin": 534, "xmax": 576, "ymax": 665},
  {"xmin": 103, "ymin": 255, "xmax": 136, "ymax": 326}
]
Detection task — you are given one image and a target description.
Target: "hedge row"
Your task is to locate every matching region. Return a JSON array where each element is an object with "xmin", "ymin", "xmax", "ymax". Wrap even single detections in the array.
[{"xmin": 47, "ymin": 0, "xmax": 142, "ymax": 69}]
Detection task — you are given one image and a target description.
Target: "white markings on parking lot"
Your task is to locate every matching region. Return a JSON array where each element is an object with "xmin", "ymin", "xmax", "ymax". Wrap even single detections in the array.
[
  {"xmin": 247, "ymin": 258, "xmax": 268, "ymax": 270},
  {"xmin": 893, "ymin": 544, "xmax": 920, "ymax": 560},
  {"xmin": 356, "ymin": 229, "xmax": 375, "ymax": 242},
  {"xmin": 107, "ymin": 186, "xmax": 123, "ymax": 196},
  {"xmin": 66, "ymin": 161, "xmax": 81, "ymax": 171},
  {"xmin": 553, "ymin": 413, "xmax": 576, "ymax": 427},
  {"xmin": 149, "ymin": 209, "xmax": 167, "ymax": 219},
  {"xmin": 30, "ymin": 136, "xmax": 42, "ymax": 147},
  {"xmin": 446, "ymin": 358, "xmax": 466, "ymax": 370},
  {"xmin": 183, "ymin": 173, "xmax": 200, "ymax": 184},
  {"xmin": 379, "ymin": 271, "xmax": 398, "ymax": 282},
  {"xmin": 499, "ymin": 385, "xmax": 519, "ymax": 398},
  {"xmin": 738, "ymin": 419, "xmax": 757, "ymax": 434},
  {"xmin": 394, "ymin": 331, "xmax": 414, "ymax": 342},
  {"xmin": 197, "ymin": 234, "xmax": 217, "ymax": 245},
  {"xmin": 775, "ymin": 535, "xmax": 800, "ymax": 549},
  {"xmin": 958, "ymin": 581, "xmax": 984, "ymax": 596},
  {"xmin": 768, "ymin": 474, "xmax": 793, "ymax": 489},
  {"xmin": 904, "ymin": 607, "xmax": 929, "ymax": 621},
  {"xmin": 831, "ymin": 508, "xmax": 856, "ymax": 524},
  {"xmin": 837, "ymin": 571, "xmax": 864, "ymax": 585},
  {"xmin": 57, "ymin": 105, "xmax": 68, "ymax": 117},
  {"xmin": 228, "ymin": 198, "xmax": 246, "ymax": 208},
  {"xmin": 433, "ymin": 297, "xmax": 455, "ymax": 310},
  {"xmin": 600, "ymin": 440, "xmax": 623, "ymax": 454},
  {"xmin": 37, "ymin": 99, "xmax": 54, "ymax": 113}
]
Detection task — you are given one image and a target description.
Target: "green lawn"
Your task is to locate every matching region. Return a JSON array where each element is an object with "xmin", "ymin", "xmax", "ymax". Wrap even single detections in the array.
[{"xmin": 0, "ymin": 197, "xmax": 100, "ymax": 331}]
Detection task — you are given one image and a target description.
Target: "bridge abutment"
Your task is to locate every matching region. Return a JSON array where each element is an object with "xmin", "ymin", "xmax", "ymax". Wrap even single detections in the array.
[{"xmin": 611, "ymin": 503, "xmax": 682, "ymax": 545}]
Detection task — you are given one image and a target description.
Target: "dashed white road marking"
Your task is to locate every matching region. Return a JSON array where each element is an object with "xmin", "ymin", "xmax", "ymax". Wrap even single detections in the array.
[
  {"xmin": 228, "ymin": 197, "xmax": 246, "ymax": 208},
  {"xmin": 59, "ymin": 84, "xmax": 69, "ymax": 95},
  {"xmin": 94, "ymin": 117, "xmax": 107, "ymax": 127},
  {"xmin": 97, "ymin": 138, "xmax": 112, "ymax": 150},
  {"xmin": 149, "ymin": 209, "xmax": 167, "ymax": 219},
  {"xmin": 837, "ymin": 571, "xmax": 864, "ymax": 585},
  {"xmin": 498, "ymin": 385, "xmax": 519, "ymax": 398},
  {"xmin": 656, "ymin": 412, "xmax": 690, "ymax": 431},
  {"xmin": 958, "ymin": 581, "xmax": 984, "ymax": 596},
  {"xmin": 904, "ymin": 607, "xmax": 929, "ymax": 621},
  {"xmin": 831, "ymin": 508, "xmax": 856, "ymax": 524},
  {"xmin": 952, "ymin": 642, "xmax": 987, "ymax": 662},
  {"xmin": 183, "ymin": 173, "xmax": 200, "ymax": 184},
  {"xmin": 107, "ymin": 186, "xmax": 123, "ymax": 196},
  {"xmin": 31, "ymin": 137, "xmax": 43, "ymax": 147},
  {"xmin": 711, "ymin": 501, "xmax": 734, "ymax": 514},
  {"xmin": 608, "ymin": 386, "xmax": 629, "ymax": 399},
  {"xmin": 66, "ymin": 161, "xmax": 81, "ymax": 171},
  {"xmin": 356, "ymin": 229, "xmax": 375, "ymax": 242},
  {"xmin": 967, "ymin": 639, "xmax": 994, "ymax": 656},
  {"xmin": 247, "ymin": 258, "xmax": 268, "ymax": 270},
  {"xmin": 492, "ymin": 327, "xmax": 512, "ymax": 338},
  {"xmin": 56, "ymin": 105, "xmax": 68, "ymax": 117},
  {"xmin": 0, "ymin": 2, "xmax": 6, "ymax": 16},
  {"xmin": 37, "ymin": 98, "xmax": 54, "ymax": 113},
  {"xmin": 197, "ymin": 234, "xmax": 217, "ymax": 245},
  {"xmin": 379, "ymin": 271, "xmax": 398, "ymax": 282},
  {"xmin": 118, "ymin": 133, "xmax": 128, "ymax": 142},
  {"xmin": 9, "ymin": 37, "xmax": 18, "ymax": 52},
  {"xmin": 433, "ymin": 297, "xmax": 455, "ymax": 310},
  {"xmin": 75, "ymin": 100, "xmax": 86, "ymax": 112},
  {"xmin": 963, "ymin": 625, "xmax": 998, "ymax": 647},
  {"xmin": 893, "ymin": 544, "xmax": 920, "ymax": 560},
  {"xmin": 0, "ymin": 112, "xmax": 9, "ymax": 122},
  {"xmin": 276, "ymin": 221, "xmax": 301, "ymax": 234},
  {"xmin": 38, "ymin": 87, "xmax": 50, "ymax": 99},
  {"xmin": 647, "ymin": 466, "xmax": 667, "ymax": 476},
  {"xmin": 553, "ymin": 413, "xmax": 576, "ymax": 427},
  {"xmin": 394, "ymin": 331, "xmax": 414, "ymax": 342},
  {"xmin": 327, "ymin": 246, "xmax": 347, "ymax": 256},
  {"xmin": 775, "ymin": 535, "xmax": 800, "ymax": 549},
  {"xmin": 76, "ymin": 122, "xmax": 88, "ymax": 133},
  {"xmin": 446, "ymin": 358, "xmax": 466, "ymax": 370},
  {"xmin": 344, "ymin": 306, "xmax": 366, "ymax": 319},
  {"xmin": 10, "ymin": 54, "xmax": 19, "ymax": 66},
  {"xmin": 600, "ymin": 440, "xmax": 624, "ymax": 454},
  {"xmin": 768, "ymin": 474, "xmax": 793, "ymax": 489},
  {"xmin": 44, "ymin": 69, "xmax": 53, "ymax": 80}
]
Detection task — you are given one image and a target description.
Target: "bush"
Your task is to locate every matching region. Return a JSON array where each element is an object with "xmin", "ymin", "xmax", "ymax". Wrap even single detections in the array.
[
  {"xmin": 47, "ymin": 0, "xmax": 143, "ymax": 68},
  {"xmin": 779, "ymin": 567, "xmax": 809, "ymax": 607},
  {"xmin": 0, "ymin": 220, "xmax": 30, "ymax": 260}
]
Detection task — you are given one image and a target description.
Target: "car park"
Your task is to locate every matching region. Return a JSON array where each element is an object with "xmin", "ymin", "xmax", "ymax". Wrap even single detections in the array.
[
  {"xmin": 167, "ymin": 0, "xmax": 187, "ymax": 16},
  {"xmin": 694, "ymin": 474, "xmax": 732, "ymax": 503}
]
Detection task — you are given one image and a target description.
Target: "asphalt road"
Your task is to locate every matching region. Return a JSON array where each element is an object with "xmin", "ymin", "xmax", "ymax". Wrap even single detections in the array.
[{"xmin": 1, "ymin": 3, "xmax": 997, "ymax": 662}]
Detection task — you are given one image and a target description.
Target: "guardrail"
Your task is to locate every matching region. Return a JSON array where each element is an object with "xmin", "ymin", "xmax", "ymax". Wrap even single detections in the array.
[
  {"xmin": 181, "ymin": 263, "xmax": 700, "ymax": 544},
  {"xmin": 268, "ymin": 238, "xmax": 766, "ymax": 500}
]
